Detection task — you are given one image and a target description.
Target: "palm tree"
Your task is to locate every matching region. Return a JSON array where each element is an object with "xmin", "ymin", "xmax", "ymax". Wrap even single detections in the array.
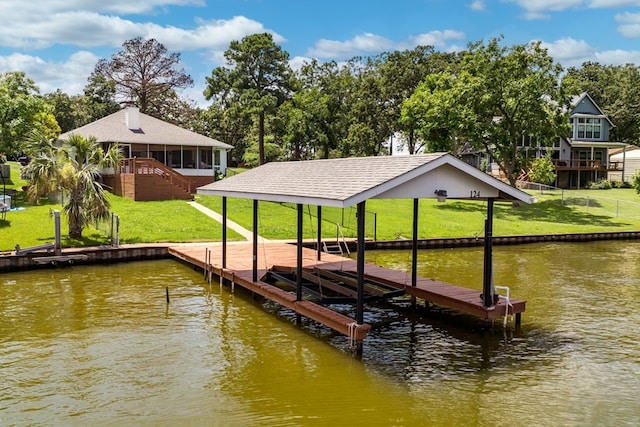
[{"xmin": 25, "ymin": 132, "xmax": 122, "ymax": 239}]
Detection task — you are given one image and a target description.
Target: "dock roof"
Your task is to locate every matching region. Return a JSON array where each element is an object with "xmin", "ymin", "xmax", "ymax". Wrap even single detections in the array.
[{"xmin": 197, "ymin": 153, "xmax": 534, "ymax": 208}]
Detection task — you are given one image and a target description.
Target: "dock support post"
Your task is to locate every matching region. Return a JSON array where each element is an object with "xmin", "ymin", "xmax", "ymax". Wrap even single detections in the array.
[
  {"xmin": 356, "ymin": 201, "xmax": 366, "ymax": 325},
  {"xmin": 317, "ymin": 205, "xmax": 322, "ymax": 261},
  {"xmin": 252, "ymin": 199, "xmax": 258, "ymax": 283},
  {"xmin": 222, "ymin": 196, "xmax": 227, "ymax": 269},
  {"xmin": 482, "ymin": 198, "xmax": 495, "ymax": 307},
  {"xmin": 54, "ymin": 210, "xmax": 62, "ymax": 256},
  {"xmin": 411, "ymin": 198, "xmax": 418, "ymax": 288},
  {"xmin": 296, "ymin": 204, "xmax": 303, "ymax": 302}
]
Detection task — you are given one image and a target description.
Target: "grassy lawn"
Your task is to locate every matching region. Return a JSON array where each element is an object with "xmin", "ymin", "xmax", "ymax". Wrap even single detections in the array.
[
  {"xmin": 2, "ymin": 159, "xmax": 640, "ymax": 251},
  {"xmin": 0, "ymin": 162, "xmax": 244, "ymax": 251},
  {"xmin": 194, "ymin": 187, "xmax": 640, "ymax": 241}
]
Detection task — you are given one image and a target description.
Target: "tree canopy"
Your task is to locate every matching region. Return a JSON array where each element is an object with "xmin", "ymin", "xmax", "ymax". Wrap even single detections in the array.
[
  {"xmin": 0, "ymin": 72, "xmax": 59, "ymax": 155},
  {"xmin": 403, "ymin": 38, "xmax": 570, "ymax": 186},
  {"xmin": 204, "ymin": 33, "xmax": 296, "ymax": 165}
]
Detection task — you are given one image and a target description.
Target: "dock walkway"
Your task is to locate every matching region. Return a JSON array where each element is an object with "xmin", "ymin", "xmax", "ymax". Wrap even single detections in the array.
[{"xmin": 169, "ymin": 242, "xmax": 525, "ymax": 340}]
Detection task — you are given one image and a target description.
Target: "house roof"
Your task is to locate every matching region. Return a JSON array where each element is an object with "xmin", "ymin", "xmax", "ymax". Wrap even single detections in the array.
[
  {"xmin": 59, "ymin": 107, "xmax": 233, "ymax": 150},
  {"xmin": 197, "ymin": 153, "xmax": 535, "ymax": 208},
  {"xmin": 610, "ymin": 147, "xmax": 640, "ymax": 160},
  {"xmin": 568, "ymin": 140, "xmax": 627, "ymax": 148},
  {"xmin": 570, "ymin": 92, "xmax": 615, "ymax": 128}
]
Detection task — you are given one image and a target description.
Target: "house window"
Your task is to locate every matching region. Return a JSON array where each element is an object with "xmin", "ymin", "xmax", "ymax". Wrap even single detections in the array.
[
  {"xmin": 199, "ymin": 148, "xmax": 213, "ymax": 169},
  {"xmin": 166, "ymin": 146, "xmax": 182, "ymax": 168},
  {"xmin": 149, "ymin": 144, "xmax": 165, "ymax": 164},
  {"xmin": 183, "ymin": 148, "xmax": 196, "ymax": 169},
  {"xmin": 576, "ymin": 118, "xmax": 601, "ymax": 139}
]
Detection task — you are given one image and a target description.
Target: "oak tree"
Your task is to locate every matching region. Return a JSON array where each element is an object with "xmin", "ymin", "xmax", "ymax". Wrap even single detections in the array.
[{"xmin": 404, "ymin": 38, "xmax": 569, "ymax": 186}]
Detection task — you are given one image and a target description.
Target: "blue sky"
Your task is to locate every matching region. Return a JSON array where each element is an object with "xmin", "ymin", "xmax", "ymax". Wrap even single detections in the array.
[{"xmin": 1, "ymin": 0, "xmax": 640, "ymax": 105}]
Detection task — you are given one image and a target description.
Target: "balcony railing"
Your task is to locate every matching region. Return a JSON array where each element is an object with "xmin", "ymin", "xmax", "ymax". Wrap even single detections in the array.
[{"xmin": 553, "ymin": 160, "xmax": 622, "ymax": 171}]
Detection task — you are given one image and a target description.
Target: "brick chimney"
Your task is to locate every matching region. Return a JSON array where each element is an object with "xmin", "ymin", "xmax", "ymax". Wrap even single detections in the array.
[{"xmin": 125, "ymin": 106, "xmax": 140, "ymax": 130}]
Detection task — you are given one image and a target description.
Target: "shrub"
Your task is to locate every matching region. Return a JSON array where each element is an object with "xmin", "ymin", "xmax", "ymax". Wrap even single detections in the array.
[
  {"xmin": 586, "ymin": 179, "xmax": 613, "ymax": 190},
  {"xmin": 528, "ymin": 153, "xmax": 556, "ymax": 185},
  {"xmin": 611, "ymin": 180, "xmax": 632, "ymax": 189},
  {"xmin": 633, "ymin": 173, "xmax": 640, "ymax": 194}
]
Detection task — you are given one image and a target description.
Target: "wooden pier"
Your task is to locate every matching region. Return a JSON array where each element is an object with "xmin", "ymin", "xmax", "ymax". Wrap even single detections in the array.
[{"xmin": 169, "ymin": 242, "xmax": 525, "ymax": 341}]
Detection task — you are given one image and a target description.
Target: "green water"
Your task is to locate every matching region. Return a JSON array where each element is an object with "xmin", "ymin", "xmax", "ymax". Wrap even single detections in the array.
[{"xmin": 1, "ymin": 241, "xmax": 639, "ymax": 426}]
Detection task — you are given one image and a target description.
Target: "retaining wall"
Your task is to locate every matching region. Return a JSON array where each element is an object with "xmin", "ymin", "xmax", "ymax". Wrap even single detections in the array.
[{"xmin": 0, "ymin": 245, "xmax": 170, "ymax": 273}]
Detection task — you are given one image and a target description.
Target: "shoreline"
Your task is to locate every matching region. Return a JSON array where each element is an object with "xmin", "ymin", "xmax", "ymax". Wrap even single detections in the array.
[{"xmin": 1, "ymin": 230, "xmax": 639, "ymax": 273}]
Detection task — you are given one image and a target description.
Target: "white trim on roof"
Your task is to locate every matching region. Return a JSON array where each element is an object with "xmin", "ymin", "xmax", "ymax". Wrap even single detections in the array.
[{"xmin": 197, "ymin": 153, "xmax": 534, "ymax": 207}]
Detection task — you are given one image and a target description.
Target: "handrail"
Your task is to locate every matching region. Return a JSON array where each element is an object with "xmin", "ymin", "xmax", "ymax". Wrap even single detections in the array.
[
  {"xmin": 119, "ymin": 158, "xmax": 194, "ymax": 193},
  {"xmin": 553, "ymin": 159, "xmax": 621, "ymax": 171}
]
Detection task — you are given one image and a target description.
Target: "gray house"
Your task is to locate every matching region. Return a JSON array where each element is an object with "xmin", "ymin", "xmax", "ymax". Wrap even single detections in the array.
[
  {"xmin": 551, "ymin": 92, "xmax": 625, "ymax": 188},
  {"xmin": 59, "ymin": 106, "xmax": 233, "ymax": 200}
]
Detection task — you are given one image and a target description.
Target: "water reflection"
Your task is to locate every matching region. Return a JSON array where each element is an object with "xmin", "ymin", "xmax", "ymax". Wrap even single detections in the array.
[{"xmin": 1, "ymin": 242, "xmax": 639, "ymax": 426}]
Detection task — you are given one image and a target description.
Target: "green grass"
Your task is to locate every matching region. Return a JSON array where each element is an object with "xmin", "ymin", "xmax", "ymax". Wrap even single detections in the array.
[
  {"xmin": 195, "ymin": 187, "xmax": 640, "ymax": 241},
  {"xmin": 0, "ymin": 162, "xmax": 244, "ymax": 251},
  {"xmin": 3, "ymin": 158, "xmax": 640, "ymax": 251}
]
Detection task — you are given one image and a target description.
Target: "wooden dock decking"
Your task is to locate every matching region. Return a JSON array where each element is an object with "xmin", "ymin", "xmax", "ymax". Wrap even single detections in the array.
[{"xmin": 168, "ymin": 242, "xmax": 525, "ymax": 341}]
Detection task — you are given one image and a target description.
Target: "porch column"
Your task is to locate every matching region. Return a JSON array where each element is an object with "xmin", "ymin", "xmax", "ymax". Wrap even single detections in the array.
[
  {"xmin": 222, "ymin": 196, "xmax": 227, "ymax": 269},
  {"xmin": 356, "ymin": 201, "xmax": 366, "ymax": 325},
  {"xmin": 253, "ymin": 199, "xmax": 258, "ymax": 282},
  {"xmin": 482, "ymin": 198, "xmax": 495, "ymax": 307},
  {"xmin": 297, "ymin": 204, "xmax": 303, "ymax": 301},
  {"xmin": 623, "ymin": 147, "xmax": 627, "ymax": 182},
  {"xmin": 220, "ymin": 149, "xmax": 228, "ymax": 175}
]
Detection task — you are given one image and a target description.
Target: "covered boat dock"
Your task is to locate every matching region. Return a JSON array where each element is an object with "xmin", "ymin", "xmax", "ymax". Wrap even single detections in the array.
[{"xmin": 196, "ymin": 153, "xmax": 534, "ymax": 349}]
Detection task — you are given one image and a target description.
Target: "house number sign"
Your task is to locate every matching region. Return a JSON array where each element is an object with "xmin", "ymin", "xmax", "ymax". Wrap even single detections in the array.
[{"xmin": 470, "ymin": 190, "xmax": 481, "ymax": 198}]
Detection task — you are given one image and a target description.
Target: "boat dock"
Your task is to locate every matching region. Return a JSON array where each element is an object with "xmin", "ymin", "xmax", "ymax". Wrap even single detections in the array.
[{"xmin": 169, "ymin": 242, "xmax": 525, "ymax": 341}]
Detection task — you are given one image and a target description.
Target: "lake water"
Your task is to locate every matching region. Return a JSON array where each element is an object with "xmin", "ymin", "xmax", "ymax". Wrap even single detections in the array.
[{"xmin": 1, "ymin": 241, "xmax": 639, "ymax": 426}]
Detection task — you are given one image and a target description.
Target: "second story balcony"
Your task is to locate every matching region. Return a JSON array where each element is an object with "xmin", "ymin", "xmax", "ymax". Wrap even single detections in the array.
[{"xmin": 553, "ymin": 160, "xmax": 622, "ymax": 171}]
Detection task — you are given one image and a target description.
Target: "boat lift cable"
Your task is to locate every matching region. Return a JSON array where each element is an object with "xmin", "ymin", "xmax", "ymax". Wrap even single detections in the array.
[
  {"xmin": 259, "ymin": 206, "xmax": 269, "ymax": 271},
  {"xmin": 494, "ymin": 285, "xmax": 513, "ymax": 327}
]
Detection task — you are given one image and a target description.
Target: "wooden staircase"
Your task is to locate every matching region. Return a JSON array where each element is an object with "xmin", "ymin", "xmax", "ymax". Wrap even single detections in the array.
[{"xmin": 115, "ymin": 158, "xmax": 195, "ymax": 201}]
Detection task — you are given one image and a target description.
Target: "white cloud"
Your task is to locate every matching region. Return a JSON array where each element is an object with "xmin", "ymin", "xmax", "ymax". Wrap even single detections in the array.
[
  {"xmin": 410, "ymin": 30, "xmax": 466, "ymax": 48},
  {"xmin": 0, "ymin": 1, "xmax": 287, "ymax": 99},
  {"xmin": 307, "ymin": 30, "xmax": 466, "ymax": 60},
  {"xmin": 594, "ymin": 49, "xmax": 640, "ymax": 65},
  {"xmin": 0, "ymin": 1, "xmax": 204, "ymax": 20},
  {"xmin": 540, "ymin": 37, "xmax": 594, "ymax": 67},
  {"xmin": 469, "ymin": 1, "xmax": 486, "ymax": 11},
  {"xmin": 0, "ymin": 51, "xmax": 100, "ymax": 94},
  {"xmin": 289, "ymin": 56, "xmax": 312, "ymax": 72},
  {"xmin": 615, "ymin": 12, "xmax": 640, "ymax": 37},
  {"xmin": 588, "ymin": 0, "xmax": 640, "ymax": 7},
  {"xmin": 540, "ymin": 37, "xmax": 640, "ymax": 68},
  {"xmin": 307, "ymin": 33, "xmax": 396, "ymax": 59},
  {"xmin": 505, "ymin": 0, "xmax": 585, "ymax": 19},
  {"xmin": 507, "ymin": 0, "xmax": 640, "ymax": 19},
  {"xmin": 0, "ymin": 5, "xmax": 283, "ymax": 53}
]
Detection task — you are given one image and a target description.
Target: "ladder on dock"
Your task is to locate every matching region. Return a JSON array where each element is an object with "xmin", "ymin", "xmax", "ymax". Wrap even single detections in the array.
[{"xmin": 322, "ymin": 223, "xmax": 351, "ymax": 255}]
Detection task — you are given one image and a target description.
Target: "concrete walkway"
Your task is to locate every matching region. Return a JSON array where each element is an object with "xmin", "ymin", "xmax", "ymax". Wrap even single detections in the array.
[{"xmin": 187, "ymin": 201, "xmax": 271, "ymax": 243}]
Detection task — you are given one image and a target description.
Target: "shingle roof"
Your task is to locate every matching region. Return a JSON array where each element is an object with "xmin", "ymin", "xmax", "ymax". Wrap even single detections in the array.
[
  {"xmin": 197, "ymin": 153, "xmax": 534, "ymax": 208},
  {"xmin": 59, "ymin": 107, "xmax": 233, "ymax": 149}
]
